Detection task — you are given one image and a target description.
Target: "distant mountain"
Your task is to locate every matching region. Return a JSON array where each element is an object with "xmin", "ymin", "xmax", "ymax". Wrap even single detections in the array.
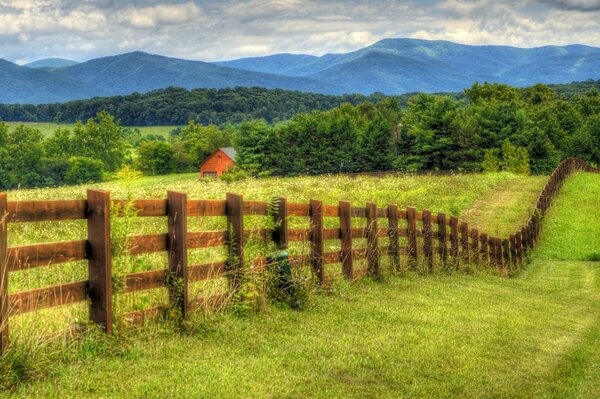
[
  {"xmin": 0, "ymin": 59, "xmax": 99, "ymax": 104},
  {"xmin": 217, "ymin": 38, "xmax": 600, "ymax": 93},
  {"xmin": 25, "ymin": 58, "xmax": 80, "ymax": 69},
  {"xmin": 2, "ymin": 38, "xmax": 600, "ymax": 104}
]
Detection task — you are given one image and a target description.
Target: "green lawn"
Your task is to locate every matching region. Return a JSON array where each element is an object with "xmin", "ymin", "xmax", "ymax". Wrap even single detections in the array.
[
  {"xmin": 3, "ymin": 172, "xmax": 600, "ymax": 398},
  {"xmin": 3, "ymin": 121, "xmax": 178, "ymax": 139}
]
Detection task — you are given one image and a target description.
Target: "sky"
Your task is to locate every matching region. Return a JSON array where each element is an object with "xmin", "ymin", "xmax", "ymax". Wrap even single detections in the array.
[{"xmin": 2, "ymin": 0, "xmax": 600, "ymax": 64}]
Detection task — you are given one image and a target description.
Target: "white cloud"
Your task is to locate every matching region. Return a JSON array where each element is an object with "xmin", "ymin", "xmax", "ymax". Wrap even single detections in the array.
[{"xmin": 1, "ymin": 0, "xmax": 599, "ymax": 64}]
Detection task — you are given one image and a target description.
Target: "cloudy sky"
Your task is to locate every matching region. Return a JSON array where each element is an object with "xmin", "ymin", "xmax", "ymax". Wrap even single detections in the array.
[{"xmin": 2, "ymin": 0, "xmax": 600, "ymax": 64}]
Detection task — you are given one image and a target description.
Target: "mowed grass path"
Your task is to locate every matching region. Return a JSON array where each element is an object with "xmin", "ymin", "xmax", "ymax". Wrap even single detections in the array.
[{"xmin": 6, "ymin": 173, "xmax": 600, "ymax": 398}]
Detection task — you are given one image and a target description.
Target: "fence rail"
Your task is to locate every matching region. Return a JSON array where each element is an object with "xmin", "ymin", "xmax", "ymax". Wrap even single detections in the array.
[{"xmin": 0, "ymin": 157, "xmax": 598, "ymax": 353}]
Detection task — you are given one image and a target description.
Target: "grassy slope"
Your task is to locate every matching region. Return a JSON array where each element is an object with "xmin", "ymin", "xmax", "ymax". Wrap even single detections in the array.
[
  {"xmin": 6, "ymin": 172, "xmax": 600, "ymax": 398},
  {"xmin": 2, "ymin": 121, "xmax": 178, "ymax": 138}
]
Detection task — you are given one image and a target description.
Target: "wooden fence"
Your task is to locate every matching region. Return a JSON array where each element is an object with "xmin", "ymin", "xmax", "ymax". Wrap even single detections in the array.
[{"xmin": 0, "ymin": 157, "xmax": 598, "ymax": 353}]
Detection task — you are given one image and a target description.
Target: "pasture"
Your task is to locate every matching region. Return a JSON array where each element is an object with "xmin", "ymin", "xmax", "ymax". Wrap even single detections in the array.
[
  {"xmin": 2, "ymin": 170, "xmax": 600, "ymax": 398},
  {"xmin": 2, "ymin": 121, "xmax": 178, "ymax": 139}
]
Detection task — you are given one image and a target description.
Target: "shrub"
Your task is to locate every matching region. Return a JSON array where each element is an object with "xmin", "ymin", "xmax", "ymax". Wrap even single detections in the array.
[
  {"xmin": 135, "ymin": 141, "xmax": 175, "ymax": 175},
  {"xmin": 482, "ymin": 150, "xmax": 499, "ymax": 173},
  {"xmin": 65, "ymin": 157, "xmax": 104, "ymax": 185}
]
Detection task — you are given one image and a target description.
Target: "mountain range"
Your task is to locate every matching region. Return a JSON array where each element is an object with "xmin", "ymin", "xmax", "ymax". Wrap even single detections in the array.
[{"xmin": 2, "ymin": 38, "xmax": 600, "ymax": 104}]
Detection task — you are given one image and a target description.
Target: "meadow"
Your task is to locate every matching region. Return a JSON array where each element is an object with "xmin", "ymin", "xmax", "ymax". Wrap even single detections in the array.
[
  {"xmin": 3, "ymin": 121, "xmax": 178, "ymax": 139},
  {"xmin": 2, "ymin": 170, "xmax": 600, "ymax": 398}
]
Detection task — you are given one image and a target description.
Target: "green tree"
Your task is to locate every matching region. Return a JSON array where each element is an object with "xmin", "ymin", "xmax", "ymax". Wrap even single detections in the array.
[
  {"xmin": 482, "ymin": 150, "xmax": 499, "ymax": 173},
  {"xmin": 136, "ymin": 141, "xmax": 176, "ymax": 175},
  {"xmin": 65, "ymin": 157, "xmax": 104, "ymax": 184},
  {"xmin": 501, "ymin": 140, "xmax": 530, "ymax": 175}
]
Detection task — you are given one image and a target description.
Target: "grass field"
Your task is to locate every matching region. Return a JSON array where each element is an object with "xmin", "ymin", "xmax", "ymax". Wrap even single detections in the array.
[
  {"xmin": 3, "ymin": 171, "xmax": 600, "ymax": 397},
  {"xmin": 3, "ymin": 121, "xmax": 178, "ymax": 139}
]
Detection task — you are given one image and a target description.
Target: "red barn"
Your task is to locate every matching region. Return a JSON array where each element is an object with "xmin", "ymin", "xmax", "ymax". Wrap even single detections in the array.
[{"xmin": 199, "ymin": 147, "xmax": 237, "ymax": 178}]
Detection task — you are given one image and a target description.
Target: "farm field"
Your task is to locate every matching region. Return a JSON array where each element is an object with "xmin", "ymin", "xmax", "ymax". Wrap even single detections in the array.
[
  {"xmin": 3, "ymin": 171, "xmax": 600, "ymax": 398},
  {"xmin": 2, "ymin": 121, "xmax": 178, "ymax": 138}
]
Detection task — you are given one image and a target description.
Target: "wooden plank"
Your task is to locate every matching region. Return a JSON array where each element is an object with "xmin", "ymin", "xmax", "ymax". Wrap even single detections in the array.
[
  {"xmin": 7, "ymin": 240, "xmax": 87, "ymax": 271},
  {"xmin": 272, "ymin": 197, "xmax": 288, "ymax": 249},
  {"xmin": 438, "ymin": 213, "xmax": 448, "ymax": 267},
  {"xmin": 376, "ymin": 208, "xmax": 388, "ymax": 218},
  {"xmin": 122, "ymin": 269, "xmax": 167, "ymax": 293},
  {"xmin": 323, "ymin": 228, "xmax": 341, "ymax": 240},
  {"xmin": 310, "ymin": 199, "xmax": 324, "ymax": 283},
  {"xmin": 287, "ymin": 203, "xmax": 309, "ymax": 217},
  {"xmin": 87, "ymin": 189, "xmax": 113, "ymax": 334},
  {"xmin": 189, "ymin": 261, "xmax": 226, "ymax": 282},
  {"xmin": 6, "ymin": 200, "xmax": 87, "ymax": 223},
  {"xmin": 422, "ymin": 209, "xmax": 433, "ymax": 272},
  {"xmin": 226, "ymin": 193, "xmax": 244, "ymax": 291},
  {"xmin": 366, "ymin": 202, "xmax": 379, "ymax": 277},
  {"xmin": 243, "ymin": 201, "xmax": 268, "ymax": 216},
  {"xmin": 350, "ymin": 207, "xmax": 366, "ymax": 218},
  {"xmin": 323, "ymin": 205, "xmax": 339, "ymax": 217},
  {"xmin": 187, "ymin": 231, "xmax": 227, "ymax": 249},
  {"xmin": 9, "ymin": 280, "xmax": 88, "ymax": 316},
  {"xmin": 288, "ymin": 229, "xmax": 309, "ymax": 242},
  {"xmin": 0, "ymin": 193, "xmax": 8, "ymax": 352},
  {"xmin": 407, "ymin": 207, "xmax": 418, "ymax": 267},
  {"xmin": 188, "ymin": 200, "xmax": 226, "ymax": 217},
  {"xmin": 324, "ymin": 251, "xmax": 341, "ymax": 264},
  {"xmin": 351, "ymin": 228, "xmax": 367, "ymax": 238},
  {"xmin": 388, "ymin": 204, "xmax": 400, "ymax": 272},
  {"xmin": 450, "ymin": 216, "xmax": 459, "ymax": 269},
  {"xmin": 340, "ymin": 201, "xmax": 353, "ymax": 279},
  {"xmin": 113, "ymin": 199, "xmax": 167, "ymax": 217},
  {"xmin": 127, "ymin": 233, "xmax": 168, "ymax": 255},
  {"xmin": 167, "ymin": 191, "xmax": 188, "ymax": 318}
]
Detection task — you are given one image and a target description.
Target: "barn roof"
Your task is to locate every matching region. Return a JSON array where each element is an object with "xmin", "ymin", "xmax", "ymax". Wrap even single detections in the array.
[{"xmin": 219, "ymin": 147, "xmax": 237, "ymax": 160}]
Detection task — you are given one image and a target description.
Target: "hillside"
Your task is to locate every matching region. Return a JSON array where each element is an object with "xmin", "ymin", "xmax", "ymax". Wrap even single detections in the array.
[
  {"xmin": 24, "ymin": 58, "xmax": 80, "ymax": 69},
  {"xmin": 2, "ymin": 39, "xmax": 600, "ymax": 104}
]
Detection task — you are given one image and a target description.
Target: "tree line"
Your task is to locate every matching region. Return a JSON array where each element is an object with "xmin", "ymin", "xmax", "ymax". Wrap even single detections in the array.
[
  {"xmin": 1, "ymin": 82, "xmax": 598, "ymax": 190},
  {"xmin": 0, "ymin": 87, "xmax": 388, "ymax": 126}
]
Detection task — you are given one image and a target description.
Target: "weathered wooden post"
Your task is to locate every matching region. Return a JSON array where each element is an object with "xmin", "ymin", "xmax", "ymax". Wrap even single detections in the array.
[
  {"xmin": 480, "ymin": 232, "xmax": 488, "ymax": 267},
  {"xmin": 422, "ymin": 210, "xmax": 434, "ymax": 272},
  {"xmin": 438, "ymin": 212, "xmax": 448, "ymax": 268},
  {"xmin": 470, "ymin": 228, "xmax": 479, "ymax": 265},
  {"xmin": 366, "ymin": 202, "xmax": 379, "ymax": 277},
  {"xmin": 387, "ymin": 204, "xmax": 400, "ymax": 272},
  {"xmin": 340, "ymin": 201, "xmax": 353, "ymax": 279},
  {"xmin": 0, "ymin": 193, "xmax": 8, "ymax": 352},
  {"xmin": 460, "ymin": 222, "xmax": 469, "ymax": 266},
  {"xmin": 167, "ymin": 191, "xmax": 189, "ymax": 318},
  {"xmin": 407, "ymin": 207, "xmax": 418, "ymax": 268},
  {"xmin": 272, "ymin": 196, "xmax": 288, "ymax": 250},
  {"xmin": 309, "ymin": 199, "xmax": 324, "ymax": 283},
  {"xmin": 450, "ymin": 216, "xmax": 459, "ymax": 269},
  {"xmin": 87, "ymin": 189, "xmax": 113, "ymax": 334},
  {"xmin": 226, "ymin": 193, "xmax": 244, "ymax": 291}
]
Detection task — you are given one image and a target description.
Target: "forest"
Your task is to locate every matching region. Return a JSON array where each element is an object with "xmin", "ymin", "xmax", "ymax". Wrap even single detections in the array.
[{"xmin": 0, "ymin": 82, "xmax": 599, "ymax": 190}]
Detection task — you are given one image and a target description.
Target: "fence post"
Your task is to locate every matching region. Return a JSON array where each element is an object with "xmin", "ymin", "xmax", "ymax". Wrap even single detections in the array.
[
  {"xmin": 450, "ymin": 216, "xmax": 459, "ymax": 269},
  {"xmin": 422, "ymin": 210, "xmax": 433, "ymax": 272},
  {"xmin": 470, "ymin": 228, "xmax": 479, "ymax": 266},
  {"xmin": 226, "ymin": 193, "xmax": 244, "ymax": 291},
  {"xmin": 489, "ymin": 237, "xmax": 497, "ymax": 268},
  {"xmin": 387, "ymin": 204, "xmax": 400, "ymax": 272},
  {"xmin": 87, "ymin": 189, "xmax": 113, "ymax": 334},
  {"xmin": 480, "ymin": 233, "xmax": 488, "ymax": 266},
  {"xmin": 167, "ymin": 191, "xmax": 189, "ymax": 318},
  {"xmin": 515, "ymin": 231, "xmax": 523, "ymax": 268},
  {"xmin": 272, "ymin": 197, "xmax": 288, "ymax": 250},
  {"xmin": 310, "ymin": 199, "xmax": 324, "ymax": 284},
  {"xmin": 502, "ymin": 239, "xmax": 510, "ymax": 274},
  {"xmin": 496, "ymin": 238, "xmax": 504, "ymax": 269},
  {"xmin": 407, "ymin": 207, "xmax": 418, "ymax": 268},
  {"xmin": 0, "ymin": 193, "xmax": 8, "ymax": 353},
  {"xmin": 438, "ymin": 212, "xmax": 448, "ymax": 268},
  {"xmin": 340, "ymin": 201, "xmax": 353, "ymax": 279},
  {"xmin": 366, "ymin": 202, "xmax": 379, "ymax": 277},
  {"xmin": 509, "ymin": 235, "xmax": 517, "ymax": 271},
  {"xmin": 460, "ymin": 222, "xmax": 469, "ymax": 267}
]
